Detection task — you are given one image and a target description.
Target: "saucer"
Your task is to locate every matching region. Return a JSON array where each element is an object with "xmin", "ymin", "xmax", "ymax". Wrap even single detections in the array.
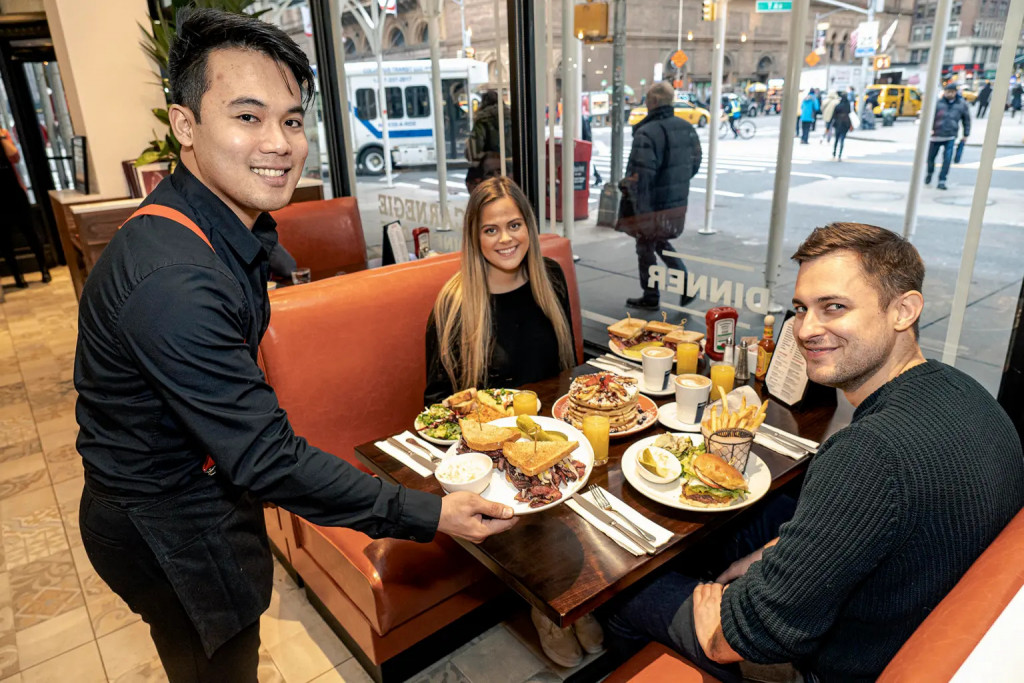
[
  {"xmin": 638, "ymin": 374, "xmax": 676, "ymax": 397},
  {"xmin": 657, "ymin": 402, "xmax": 703, "ymax": 432}
]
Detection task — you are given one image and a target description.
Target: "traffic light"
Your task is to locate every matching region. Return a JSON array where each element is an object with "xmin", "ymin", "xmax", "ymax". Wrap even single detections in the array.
[{"xmin": 701, "ymin": 0, "xmax": 716, "ymax": 22}]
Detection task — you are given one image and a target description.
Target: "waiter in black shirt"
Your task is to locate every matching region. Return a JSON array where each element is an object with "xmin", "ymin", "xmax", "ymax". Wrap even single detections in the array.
[{"xmin": 74, "ymin": 9, "xmax": 516, "ymax": 682}]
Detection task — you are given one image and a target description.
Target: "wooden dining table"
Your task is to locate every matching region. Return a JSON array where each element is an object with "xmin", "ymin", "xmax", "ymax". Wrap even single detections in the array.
[{"xmin": 354, "ymin": 362, "xmax": 854, "ymax": 628}]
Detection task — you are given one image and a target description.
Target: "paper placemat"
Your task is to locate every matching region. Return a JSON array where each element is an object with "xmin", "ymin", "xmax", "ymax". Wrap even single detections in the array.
[{"xmin": 567, "ymin": 486, "xmax": 673, "ymax": 556}]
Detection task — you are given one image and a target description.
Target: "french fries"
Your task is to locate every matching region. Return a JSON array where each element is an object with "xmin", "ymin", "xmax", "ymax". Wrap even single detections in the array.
[{"xmin": 702, "ymin": 398, "xmax": 769, "ymax": 433}]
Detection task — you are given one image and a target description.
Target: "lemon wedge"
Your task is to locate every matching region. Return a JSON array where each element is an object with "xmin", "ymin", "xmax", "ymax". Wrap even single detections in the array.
[{"xmin": 639, "ymin": 448, "xmax": 673, "ymax": 478}]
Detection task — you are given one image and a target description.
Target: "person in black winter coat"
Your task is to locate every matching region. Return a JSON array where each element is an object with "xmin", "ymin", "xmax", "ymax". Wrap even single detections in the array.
[
  {"xmin": 926, "ymin": 84, "xmax": 971, "ymax": 190},
  {"xmin": 617, "ymin": 82, "xmax": 702, "ymax": 309},
  {"xmin": 975, "ymin": 81, "xmax": 992, "ymax": 119},
  {"xmin": 831, "ymin": 94, "xmax": 852, "ymax": 161}
]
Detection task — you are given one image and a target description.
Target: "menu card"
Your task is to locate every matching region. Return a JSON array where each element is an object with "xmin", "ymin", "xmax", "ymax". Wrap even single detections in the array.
[{"xmin": 764, "ymin": 316, "xmax": 808, "ymax": 406}]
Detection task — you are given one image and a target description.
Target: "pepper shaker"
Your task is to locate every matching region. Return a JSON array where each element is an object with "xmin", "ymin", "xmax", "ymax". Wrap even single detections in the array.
[{"xmin": 735, "ymin": 341, "xmax": 750, "ymax": 382}]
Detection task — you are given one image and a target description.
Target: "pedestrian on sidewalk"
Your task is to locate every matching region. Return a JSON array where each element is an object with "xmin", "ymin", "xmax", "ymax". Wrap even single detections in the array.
[
  {"xmin": 975, "ymin": 81, "xmax": 992, "ymax": 119},
  {"xmin": 861, "ymin": 90, "xmax": 878, "ymax": 130},
  {"xmin": 617, "ymin": 82, "xmax": 702, "ymax": 310},
  {"xmin": 821, "ymin": 91, "xmax": 841, "ymax": 144},
  {"xmin": 799, "ymin": 90, "xmax": 819, "ymax": 144},
  {"xmin": 926, "ymin": 83, "xmax": 971, "ymax": 191},
  {"xmin": 1011, "ymin": 83, "xmax": 1023, "ymax": 119},
  {"xmin": 831, "ymin": 93, "xmax": 852, "ymax": 161},
  {"xmin": 580, "ymin": 113, "xmax": 602, "ymax": 186}
]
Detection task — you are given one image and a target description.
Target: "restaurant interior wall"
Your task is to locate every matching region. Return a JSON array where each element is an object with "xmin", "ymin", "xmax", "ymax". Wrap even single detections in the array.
[{"xmin": 42, "ymin": 0, "xmax": 165, "ymax": 196}]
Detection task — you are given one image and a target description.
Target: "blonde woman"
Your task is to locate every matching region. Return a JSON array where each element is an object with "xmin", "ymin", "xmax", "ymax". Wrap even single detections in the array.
[{"xmin": 424, "ymin": 177, "xmax": 603, "ymax": 666}]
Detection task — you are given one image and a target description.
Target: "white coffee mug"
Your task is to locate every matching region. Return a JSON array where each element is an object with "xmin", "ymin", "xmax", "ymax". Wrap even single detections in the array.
[
  {"xmin": 675, "ymin": 374, "xmax": 712, "ymax": 424},
  {"xmin": 641, "ymin": 346, "xmax": 674, "ymax": 391}
]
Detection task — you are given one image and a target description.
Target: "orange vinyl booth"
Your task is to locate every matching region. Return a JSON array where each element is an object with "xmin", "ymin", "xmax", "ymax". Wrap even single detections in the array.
[
  {"xmin": 608, "ymin": 506, "xmax": 1024, "ymax": 682},
  {"xmin": 269, "ymin": 197, "xmax": 368, "ymax": 275},
  {"xmin": 258, "ymin": 235, "xmax": 583, "ymax": 680}
]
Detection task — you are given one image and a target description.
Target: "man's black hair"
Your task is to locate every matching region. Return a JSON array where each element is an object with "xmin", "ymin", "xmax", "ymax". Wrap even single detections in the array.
[{"xmin": 169, "ymin": 7, "xmax": 315, "ymax": 122}]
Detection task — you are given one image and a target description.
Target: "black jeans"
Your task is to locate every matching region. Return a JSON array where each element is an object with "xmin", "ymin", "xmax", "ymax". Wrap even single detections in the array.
[
  {"xmin": 604, "ymin": 494, "xmax": 798, "ymax": 682},
  {"xmin": 800, "ymin": 120, "xmax": 813, "ymax": 143},
  {"xmin": 976, "ymin": 102, "xmax": 989, "ymax": 118},
  {"xmin": 832, "ymin": 124, "xmax": 849, "ymax": 159},
  {"xmin": 927, "ymin": 139, "xmax": 955, "ymax": 182},
  {"xmin": 636, "ymin": 235, "xmax": 686, "ymax": 300},
  {"xmin": 0, "ymin": 178, "xmax": 49, "ymax": 280},
  {"xmin": 79, "ymin": 485, "xmax": 261, "ymax": 682}
]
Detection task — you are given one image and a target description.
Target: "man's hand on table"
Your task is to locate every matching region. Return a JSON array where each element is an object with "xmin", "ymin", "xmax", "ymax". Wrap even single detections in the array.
[
  {"xmin": 693, "ymin": 583, "xmax": 742, "ymax": 664},
  {"xmin": 438, "ymin": 492, "xmax": 518, "ymax": 543}
]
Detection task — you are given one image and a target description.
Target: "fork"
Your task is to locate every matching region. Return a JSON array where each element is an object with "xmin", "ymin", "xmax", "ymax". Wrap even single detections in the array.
[
  {"xmin": 588, "ymin": 485, "xmax": 657, "ymax": 543},
  {"xmin": 405, "ymin": 437, "xmax": 443, "ymax": 463}
]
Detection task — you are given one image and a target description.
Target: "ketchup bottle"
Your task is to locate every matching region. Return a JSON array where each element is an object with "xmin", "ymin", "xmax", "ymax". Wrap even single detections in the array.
[{"xmin": 705, "ymin": 306, "xmax": 738, "ymax": 362}]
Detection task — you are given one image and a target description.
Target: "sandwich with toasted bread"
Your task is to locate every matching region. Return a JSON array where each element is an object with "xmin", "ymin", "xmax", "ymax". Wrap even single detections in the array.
[
  {"xmin": 680, "ymin": 453, "xmax": 749, "ymax": 508},
  {"xmin": 501, "ymin": 439, "xmax": 586, "ymax": 508},
  {"xmin": 607, "ymin": 316, "xmax": 704, "ymax": 358}
]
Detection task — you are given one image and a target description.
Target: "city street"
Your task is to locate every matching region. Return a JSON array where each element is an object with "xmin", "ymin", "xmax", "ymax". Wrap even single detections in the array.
[{"xmin": 352, "ymin": 109, "xmax": 1024, "ymax": 393}]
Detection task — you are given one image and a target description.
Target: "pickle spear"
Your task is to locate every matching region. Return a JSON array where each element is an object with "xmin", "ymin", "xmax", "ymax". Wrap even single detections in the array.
[{"xmin": 516, "ymin": 416, "xmax": 569, "ymax": 442}]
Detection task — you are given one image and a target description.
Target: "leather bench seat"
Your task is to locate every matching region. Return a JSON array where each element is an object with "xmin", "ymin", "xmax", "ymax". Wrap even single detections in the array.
[
  {"xmin": 259, "ymin": 235, "xmax": 583, "ymax": 672},
  {"xmin": 270, "ymin": 197, "xmax": 368, "ymax": 275},
  {"xmin": 604, "ymin": 642, "xmax": 720, "ymax": 683}
]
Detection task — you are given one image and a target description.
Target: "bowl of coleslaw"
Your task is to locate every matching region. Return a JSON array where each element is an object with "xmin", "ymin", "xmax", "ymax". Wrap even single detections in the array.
[{"xmin": 435, "ymin": 452, "xmax": 493, "ymax": 494}]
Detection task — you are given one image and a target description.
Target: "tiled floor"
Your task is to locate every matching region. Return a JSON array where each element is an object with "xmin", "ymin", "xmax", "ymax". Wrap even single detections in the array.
[{"xmin": 0, "ymin": 269, "xmax": 602, "ymax": 683}]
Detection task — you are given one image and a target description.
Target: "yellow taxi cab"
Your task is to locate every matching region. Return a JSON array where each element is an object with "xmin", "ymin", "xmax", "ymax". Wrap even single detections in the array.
[
  {"xmin": 860, "ymin": 84, "xmax": 923, "ymax": 117},
  {"xmin": 627, "ymin": 100, "xmax": 712, "ymax": 127},
  {"xmin": 960, "ymin": 88, "xmax": 979, "ymax": 103}
]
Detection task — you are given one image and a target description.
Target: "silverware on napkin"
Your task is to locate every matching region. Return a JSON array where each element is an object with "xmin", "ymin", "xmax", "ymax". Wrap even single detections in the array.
[
  {"xmin": 385, "ymin": 437, "xmax": 435, "ymax": 472},
  {"xmin": 405, "ymin": 437, "xmax": 442, "ymax": 463},
  {"xmin": 571, "ymin": 493, "xmax": 656, "ymax": 554}
]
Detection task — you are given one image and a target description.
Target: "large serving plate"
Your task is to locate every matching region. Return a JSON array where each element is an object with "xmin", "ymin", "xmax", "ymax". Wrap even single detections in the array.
[
  {"xmin": 414, "ymin": 391, "xmax": 542, "ymax": 446},
  {"xmin": 550, "ymin": 394, "xmax": 658, "ymax": 438},
  {"xmin": 621, "ymin": 434, "xmax": 771, "ymax": 512},
  {"xmin": 443, "ymin": 415, "xmax": 593, "ymax": 516},
  {"xmin": 609, "ymin": 337, "xmax": 655, "ymax": 361}
]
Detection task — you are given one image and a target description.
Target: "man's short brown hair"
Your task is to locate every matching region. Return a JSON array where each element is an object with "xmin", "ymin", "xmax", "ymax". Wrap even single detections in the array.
[{"xmin": 791, "ymin": 222, "xmax": 925, "ymax": 335}]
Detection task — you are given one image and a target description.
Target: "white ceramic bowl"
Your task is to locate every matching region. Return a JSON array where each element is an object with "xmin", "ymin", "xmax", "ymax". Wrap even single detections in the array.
[
  {"xmin": 635, "ymin": 445, "xmax": 683, "ymax": 485},
  {"xmin": 435, "ymin": 453, "xmax": 494, "ymax": 494}
]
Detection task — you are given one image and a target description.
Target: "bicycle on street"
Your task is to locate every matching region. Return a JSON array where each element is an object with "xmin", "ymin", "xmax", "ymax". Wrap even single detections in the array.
[{"xmin": 719, "ymin": 115, "xmax": 756, "ymax": 140}]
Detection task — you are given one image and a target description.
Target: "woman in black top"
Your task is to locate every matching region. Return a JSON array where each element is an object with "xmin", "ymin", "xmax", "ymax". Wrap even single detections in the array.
[
  {"xmin": 423, "ymin": 177, "xmax": 603, "ymax": 666},
  {"xmin": 0, "ymin": 128, "xmax": 50, "ymax": 288},
  {"xmin": 425, "ymin": 176, "xmax": 575, "ymax": 404}
]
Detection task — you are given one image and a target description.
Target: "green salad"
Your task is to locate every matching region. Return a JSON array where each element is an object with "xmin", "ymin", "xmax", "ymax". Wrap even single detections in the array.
[
  {"xmin": 652, "ymin": 433, "xmax": 707, "ymax": 478},
  {"xmin": 415, "ymin": 404, "xmax": 460, "ymax": 440},
  {"xmin": 479, "ymin": 388, "xmax": 516, "ymax": 409}
]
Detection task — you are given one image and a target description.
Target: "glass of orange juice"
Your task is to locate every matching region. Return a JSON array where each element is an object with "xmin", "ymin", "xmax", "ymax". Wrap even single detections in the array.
[
  {"xmin": 582, "ymin": 415, "xmax": 610, "ymax": 466},
  {"xmin": 710, "ymin": 362, "xmax": 736, "ymax": 397},
  {"xmin": 513, "ymin": 390, "xmax": 538, "ymax": 416},
  {"xmin": 676, "ymin": 341, "xmax": 700, "ymax": 376}
]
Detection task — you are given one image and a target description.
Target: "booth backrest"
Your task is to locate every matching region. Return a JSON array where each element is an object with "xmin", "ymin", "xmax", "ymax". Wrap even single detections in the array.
[
  {"xmin": 260, "ymin": 234, "xmax": 582, "ymax": 466},
  {"xmin": 270, "ymin": 197, "xmax": 367, "ymax": 274},
  {"xmin": 878, "ymin": 507, "xmax": 1024, "ymax": 682}
]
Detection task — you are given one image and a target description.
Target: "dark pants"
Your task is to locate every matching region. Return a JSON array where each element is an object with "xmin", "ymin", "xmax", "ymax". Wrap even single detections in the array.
[
  {"xmin": 0, "ymin": 179, "xmax": 49, "ymax": 281},
  {"xmin": 604, "ymin": 495, "xmax": 798, "ymax": 683},
  {"xmin": 927, "ymin": 139, "xmax": 956, "ymax": 182},
  {"xmin": 80, "ymin": 486, "xmax": 261, "ymax": 682},
  {"xmin": 728, "ymin": 117, "xmax": 738, "ymax": 137},
  {"xmin": 800, "ymin": 120, "xmax": 813, "ymax": 143},
  {"xmin": 636, "ymin": 235, "xmax": 686, "ymax": 301},
  {"xmin": 976, "ymin": 102, "xmax": 989, "ymax": 118},
  {"xmin": 832, "ymin": 123, "xmax": 849, "ymax": 159}
]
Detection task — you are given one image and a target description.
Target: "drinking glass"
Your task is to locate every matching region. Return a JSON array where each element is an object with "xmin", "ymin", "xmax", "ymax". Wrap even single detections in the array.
[
  {"xmin": 676, "ymin": 341, "xmax": 700, "ymax": 375},
  {"xmin": 512, "ymin": 390, "xmax": 538, "ymax": 416},
  {"xmin": 710, "ymin": 362, "xmax": 736, "ymax": 397},
  {"xmin": 582, "ymin": 415, "xmax": 610, "ymax": 467},
  {"xmin": 290, "ymin": 267, "xmax": 312, "ymax": 285}
]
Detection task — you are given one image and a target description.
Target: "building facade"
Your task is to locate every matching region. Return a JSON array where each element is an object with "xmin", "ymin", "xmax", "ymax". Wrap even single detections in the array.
[{"xmin": 908, "ymin": 0, "xmax": 1024, "ymax": 82}]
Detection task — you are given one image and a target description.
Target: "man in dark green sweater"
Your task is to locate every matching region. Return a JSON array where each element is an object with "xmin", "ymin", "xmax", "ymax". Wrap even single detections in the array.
[{"xmin": 606, "ymin": 223, "xmax": 1024, "ymax": 682}]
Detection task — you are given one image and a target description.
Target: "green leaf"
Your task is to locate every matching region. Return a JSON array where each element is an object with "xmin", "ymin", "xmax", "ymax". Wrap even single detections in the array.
[
  {"xmin": 135, "ymin": 150, "xmax": 162, "ymax": 166},
  {"xmin": 153, "ymin": 108, "xmax": 170, "ymax": 125}
]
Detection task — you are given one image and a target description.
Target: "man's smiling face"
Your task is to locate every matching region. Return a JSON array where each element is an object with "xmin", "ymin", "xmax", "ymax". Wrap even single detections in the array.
[
  {"xmin": 177, "ymin": 48, "xmax": 308, "ymax": 226},
  {"xmin": 791, "ymin": 250, "xmax": 899, "ymax": 393}
]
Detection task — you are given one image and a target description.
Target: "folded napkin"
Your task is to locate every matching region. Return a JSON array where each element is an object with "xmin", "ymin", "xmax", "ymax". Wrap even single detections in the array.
[
  {"xmin": 754, "ymin": 429, "xmax": 819, "ymax": 460},
  {"xmin": 589, "ymin": 359, "xmax": 642, "ymax": 380},
  {"xmin": 374, "ymin": 431, "xmax": 440, "ymax": 477},
  {"xmin": 567, "ymin": 487, "xmax": 674, "ymax": 556}
]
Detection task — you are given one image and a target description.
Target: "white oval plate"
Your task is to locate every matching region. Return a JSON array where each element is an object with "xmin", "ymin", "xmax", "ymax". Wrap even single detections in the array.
[
  {"xmin": 415, "ymin": 392, "xmax": 542, "ymax": 446},
  {"xmin": 657, "ymin": 402, "xmax": 703, "ymax": 433},
  {"xmin": 444, "ymin": 415, "xmax": 593, "ymax": 516},
  {"xmin": 621, "ymin": 434, "xmax": 771, "ymax": 512}
]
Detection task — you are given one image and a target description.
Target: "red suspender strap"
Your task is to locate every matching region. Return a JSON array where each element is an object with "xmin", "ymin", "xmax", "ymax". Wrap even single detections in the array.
[{"xmin": 121, "ymin": 204, "xmax": 220, "ymax": 477}]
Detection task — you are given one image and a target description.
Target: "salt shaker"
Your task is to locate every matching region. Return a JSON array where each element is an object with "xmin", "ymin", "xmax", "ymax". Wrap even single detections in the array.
[{"xmin": 735, "ymin": 341, "xmax": 750, "ymax": 382}]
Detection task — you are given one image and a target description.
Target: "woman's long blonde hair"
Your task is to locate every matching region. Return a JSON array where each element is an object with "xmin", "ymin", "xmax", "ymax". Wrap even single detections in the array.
[{"xmin": 433, "ymin": 177, "xmax": 575, "ymax": 390}]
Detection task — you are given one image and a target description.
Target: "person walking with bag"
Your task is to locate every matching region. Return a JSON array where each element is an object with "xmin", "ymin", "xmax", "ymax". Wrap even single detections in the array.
[
  {"xmin": 926, "ymin": 83, "xmax": 971, "ymax": 190},
  {"xmin": 618, "ymin": 82, "xmax": 702, "ymax": 310}
]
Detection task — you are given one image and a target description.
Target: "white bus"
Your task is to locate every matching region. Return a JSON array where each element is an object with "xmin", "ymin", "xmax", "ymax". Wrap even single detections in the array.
[{"xmin": 346, "ymin": 58, "xmax": 490, "ymax": 175}]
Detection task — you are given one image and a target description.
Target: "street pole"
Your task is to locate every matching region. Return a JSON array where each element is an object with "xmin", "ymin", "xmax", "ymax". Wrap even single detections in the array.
[
  {"xmin": 372, "ymin": 0, "xmax": 394, "ymax": 187},
  {"xmin": 764, "ymin": 0, "xmax": 810, "ymax": 311},
  {"xmin": 597, "ymin": 0, "xmax": 626, "ymax": 227},
  {"xmin": 547, "ymin": 0, "xmax": 557, "ymax": 229},
  {"xmin": 494, "ymin": 0, "xmax": 507, "ymax": 176},
  {"xmin": 860, "ymin": 2, "xmax": 873, "ymax": 102},
  {"xmin": 676, "ymin": 0, "xmax": 684, "ymax": 86},
  {"xmin": 561, "ymin": 0, "xmax": 576, "ymax": 241},
  {"xmin": 424, "ymin": 0, "xmax": 450, "ymax": 229},
  {"xmin": 942, "ymin": 1, "xmax": 1024, "ymax": 365},
  {"xmin": 701, "ymin": 0, "xmax": 728, "ymax": 235},
  {"xmin": 903, "ymin": 0, "xmax": 952, "ymax": 239}
]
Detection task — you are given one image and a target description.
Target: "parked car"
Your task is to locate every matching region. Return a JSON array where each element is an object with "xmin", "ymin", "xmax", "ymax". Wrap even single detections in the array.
[{"xmin": 628, "ymin": 99, "xmax": 711, "ymax": 127}]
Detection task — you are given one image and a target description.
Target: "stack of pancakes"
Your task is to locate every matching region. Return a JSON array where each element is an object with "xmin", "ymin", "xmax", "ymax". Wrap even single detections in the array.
[{"xmin": 564, "ymin": 373, "xmax": 640, "ymax": 433}]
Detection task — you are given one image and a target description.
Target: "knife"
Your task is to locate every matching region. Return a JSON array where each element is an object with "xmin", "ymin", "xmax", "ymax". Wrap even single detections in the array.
[
  {"xmin": 571, "ymin": 493, "xmax": 657, "ymax": 554},
  {"xmin": 385, "ymin": 437, "xmax": 436, "ymax": 472},
  {"xmin": 597, "ymin": 354, "xmax": 642, "ymax": 372},
  {"xmin": 757, "ymin": 425, "xmax": 818, "ymax": 454}
]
